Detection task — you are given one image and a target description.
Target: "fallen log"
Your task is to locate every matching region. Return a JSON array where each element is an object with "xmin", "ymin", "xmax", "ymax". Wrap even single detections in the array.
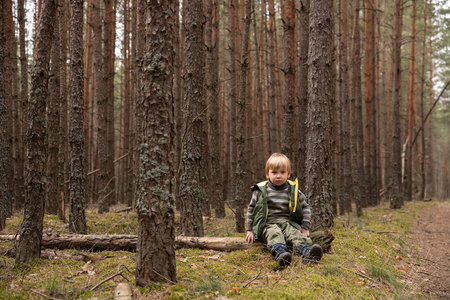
[{"xmin": 0, "ymin": 231, "xmax": 333, "ymax": 253}]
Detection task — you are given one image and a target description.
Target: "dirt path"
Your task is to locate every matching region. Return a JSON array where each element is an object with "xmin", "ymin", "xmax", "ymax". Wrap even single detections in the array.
[{"xmin": 407, "ymin": 201, "xmax": 450, "ymax": 299}]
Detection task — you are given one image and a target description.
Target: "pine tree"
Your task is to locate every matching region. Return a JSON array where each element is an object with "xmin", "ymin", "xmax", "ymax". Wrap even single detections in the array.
[
  {"xmin": 15, "ymin": 0, "xmax": 57, "ymax": 265},
  {"xmin": 179, "ymin": 0, "xmax": 206, "ymax": 237},
  {"xmin": 69, "ymin": 0, "xmax": 87, "ymax": 234},
  {"xmin": 306, "ymin": 0, "xmax": 335, "ymax": 230},
  {"xmin": 135, "ymin": 0, "xmax": 177, "ymax": 285}
]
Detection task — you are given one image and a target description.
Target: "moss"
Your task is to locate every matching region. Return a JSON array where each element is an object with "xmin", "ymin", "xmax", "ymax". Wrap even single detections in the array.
[{"xmin": 0, "ymin": 201, "xmax": 441, "ymax": 299}]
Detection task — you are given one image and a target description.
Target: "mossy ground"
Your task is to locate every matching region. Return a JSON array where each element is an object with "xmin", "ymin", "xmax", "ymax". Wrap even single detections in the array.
[{"xmin": 0, "ymin": 200, "xmax": 444, "ymax": 299}]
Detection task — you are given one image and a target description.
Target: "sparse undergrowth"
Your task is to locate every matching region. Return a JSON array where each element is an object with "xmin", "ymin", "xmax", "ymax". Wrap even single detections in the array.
[{"xmin": 0, "ymin": 200, "xmax": 444, "ymax": 299}]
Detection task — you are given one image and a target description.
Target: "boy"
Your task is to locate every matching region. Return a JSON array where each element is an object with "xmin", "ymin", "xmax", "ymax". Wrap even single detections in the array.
[{"xmin": 245, "ymin": 153, "xmax": 323, "ymax": 266}]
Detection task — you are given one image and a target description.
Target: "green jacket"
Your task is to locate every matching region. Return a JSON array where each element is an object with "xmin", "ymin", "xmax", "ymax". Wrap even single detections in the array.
[{"xmin": 250, "ymin": 179, "xmax": 304, "ymax": 239}]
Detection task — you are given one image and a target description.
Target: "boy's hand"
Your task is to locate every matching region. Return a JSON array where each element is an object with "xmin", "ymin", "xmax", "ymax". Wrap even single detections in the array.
[
  {"xmin": 302, "ymin": 228, "xmax": 310, "ymax": 237},
  {"xmin": 246, "ymin": 230, "xmax": 255, "ymax": 244}
]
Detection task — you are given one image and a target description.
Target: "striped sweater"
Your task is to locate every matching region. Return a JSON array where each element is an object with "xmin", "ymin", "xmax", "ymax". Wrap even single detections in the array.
[{"xmin": 246, "ymin": 181, "xmax": 311, "ymax": 231}]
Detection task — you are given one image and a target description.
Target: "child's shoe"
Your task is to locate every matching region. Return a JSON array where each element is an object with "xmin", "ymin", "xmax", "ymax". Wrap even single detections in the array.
[
  {"xmin": 299, "ymin": 244, "xmax": 323, "ymax": 264},
  {"xmin": 270, "ymin": 243, "xmax": 292, "ymax": 266}
]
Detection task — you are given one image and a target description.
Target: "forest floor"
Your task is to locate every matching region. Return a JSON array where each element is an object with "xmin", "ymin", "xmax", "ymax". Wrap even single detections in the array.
[
  {"xmin": 405, "ymin": 201, "xmax": 450, "ymax": 299},
  {"xmin": 1, "ymin": 199, "xmax": 449, "ymax": 299}
]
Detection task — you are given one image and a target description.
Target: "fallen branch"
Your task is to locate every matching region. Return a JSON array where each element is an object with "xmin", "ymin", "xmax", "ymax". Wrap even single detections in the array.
[{"xmin": 0, "ymin": 231, "xmax": 334, "ymax": 253}]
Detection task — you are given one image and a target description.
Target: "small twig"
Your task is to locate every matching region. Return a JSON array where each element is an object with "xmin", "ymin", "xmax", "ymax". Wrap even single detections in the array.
[
  {"xmin": 29, "ymin": 289, "xmax": 61, "ymax": 300},
  {"xmin": 225, "ymin": 201, "xmax": 237, "ymax": 216},
  {"xmin": 90, "ymin": 270, "xmax": 124, "ymax": 291},
  {"xmin": 412, "ymin": 80, "xmax": 450, "ymax": 147},
  {"xmin": 233, "ymin": 266, "xmax": 246, "ymax": 275},
  {"xmin": 355, "ymin": 272, "xmax": 376, "ymax": 282},
  {"xmin": 151, "ymin": 269, "xmax": 177, "ymax": 284},
  {"xmin": 87, "ymin": 169, "xmax": 100, "ymax": 176},
  {"xmin": 113, "ymin": 152, "xmax": 129, "ymax": 163},
  {"xmin": 417, "ymin": 271, "xmax": 443, "ymax": 278},
  {"xmin": 338, "ymin": 266, "xmax": 376, "ymax": 282},
  {"xmin": 98, "ymin": 190, "xmax": 115, "ymax": 205},
  {"xmin": 243, "ymin": 270, "xmax": 262, "ymax": 288}
]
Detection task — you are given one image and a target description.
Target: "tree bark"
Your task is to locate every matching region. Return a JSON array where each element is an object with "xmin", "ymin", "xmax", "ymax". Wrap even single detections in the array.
[
  {"xmin": 281, "ymin": 0, "xmax": 297, "ymax": 170},
  {"xmin": 104, "ymin": 0, "xmax": 116, "ymax": 205},
  {"xmin": 206, "ymin": 0, "xmax": 225, "ymax": 218},
  {"xmin": 3, "ymin": 0, "xmax": 16, "ymax": 218},
  {"xmin": 339, "ymin": 0, "xmax": 352, "ymax": 214},
  {"xmin": 58, "ymin": 0, "xmax": 69, "ymax": 222},
  {"xmin": 0, "ymin": 0, "xmax": 7, "ymax": 230},
  {"xmin": 418, "ymin": 0, "xmax": 428, "ymax": 201},
  {"xmin": 227, "ymin": 0, "xmax": 237, "ymax": 204},
  {"xmin": 390, "ymin": 0, "xmax": 404, "ymax": 209},
  {"xmin": 296, "ymin": 0, "xmax": 309, "ymax": 188},
  {"xmin": 426, "ymin": 10, "xmax": 434, "ymax": 198},
  {"xmin": 46, "ymin": 9, "xmax": 61, "ymax": 215},
  {"xmin": 363, "ymin": 0, "xmax": 377, "ymax": 207},
  {"xmin": 69, "ymin": 0, "xmax": 87, "ymax": 234},
  {"xmin": 306, "ymin": 0, "xmax": 335, "ymax": 230},
  {"xmin": 15, "ymin": 0, "xmax": 56, "ymax": 265},
  {"xmin": 179, "ymin": 0, "xmax": 205, "ymax": 237},
  {"xmin": 234, "ymin": 0, "xmax": 251, "ymax": 233},
  {"xmin": 405, "ymin": 0, "xmax": 417, "ymax": 202},
  {"xmin": 84, "ymin": 0, "xmax": 93, "ymax": 208},
  {"xmin": 135, "ymin": 0, "xmax": 177, "ymax": 285},
  {"xmin": 350, "ymin": 0, "xmax": 363, "ymax": 217},
  {"xmin": 16, "ymin": 0, "xmax": 28, "ymax": 212},
  {"xmin": 121, "ymin": 0, "xmax": 131, "ymax": 206},
  {"xmin": 267, "ymin": 0, "xmax": 278, "ymax": 153},
  {"xmin": 93, "ymin": 0, "xmax": 110, "ymax": 214}
]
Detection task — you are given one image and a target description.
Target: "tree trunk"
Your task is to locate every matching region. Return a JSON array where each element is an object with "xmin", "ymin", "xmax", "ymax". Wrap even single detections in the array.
[
  {"xmin": 206, "ymin": 0, "xmax": 225, "ymax": 218},
  {"xmin": 84, "ymin": 0, "xmax": 93, "ymax": 208},
  {"xmin": 363, "ymin": 0, "xmax": 377, "ymax": 207},
  {"xmin": 426, "ymin": 10, "xmax": 434, "ymax": 198},
  {"xmin": 405, "ymin": 0, "xmax": 417, "ymax": 202},
  {"xmin": 179, "ymin": 0, "xmax": 205, "ymax": 237},
  {"xmin": 46, "ymin": 10, "xmax": 61, "ymax": 215},
  {"xmin": 338, "ymin": 0, "xmax": 352, "ymax": 214},
  {"xmin": 104, "ymin": 0, "xmax": 116, "ymax": 205},
  {"xmin": 306, "ymin": 0, "xmax": 335, "ymax": 231},
  {"xmin": 381, "ymin": 0, "xmax": 392, "ymax": 194},
  {"xmin": 4, "ymin": 0, "xmax": 16, "ymax": 218},
  {"xmin": 135, "ymin": 0, "xmax": 177, "ymax": 285},
  {"xmin": 227, "ymin": 0, "xmax": 237, "ymax": 205},
  {"xmin": 296, "ymin": 0, "xmax": 309, "ymax": 188},
  {"xmin": 0, "ymin": 0, "xmax": 7, "ymax": 230},
  {"xmin": 281, "ymin": 0, "xmax": 297, "ymax": 170},
  {"xmin": 234, "ymin": 0, "xmax": 251, "ymax": 233},
  {"xmin": 0, "ymin": 231, "xmax": 334, "ymax": 253},
  {"xmin": 254, "ymin": 0, "xmax": 267, "ymax": 179},
  {"xmin": 121, "ymin": 0, "xmax": 131, "ymax": 206},
  {"xmin": 58, "ymin": 0, "xmax": 69, "ymax": 222},
  {"xmin": 418, "ymin": 0, "xmax": 428, "ymax": 201},
  {"xmin": 350, "ymin": 0, "xmax": 363, "ymax": 217},
  {"xmin": 268, "ymin": 0, "xmax": 278, "ymax": 153},
  {"xmin": 390, "ymin": 0, "xmax": 404, "ymax": 209},
  {"xmin": 69, "ymin": 0, "xmax": 87, "ymax": 234},
  {"xmin": 174, "ymin": 0, "xmax": 187, "ymax": 210},
  {"xmin": 93, "ymin": 0, "xmax": 110, "ymax": 214},
  {"xmin": 15, "ymin": 0, "xmax": 56, "ymax": 265},
  {"xmin": 16, "ymin": 0, "xmax": 27, "ymax": 212}
]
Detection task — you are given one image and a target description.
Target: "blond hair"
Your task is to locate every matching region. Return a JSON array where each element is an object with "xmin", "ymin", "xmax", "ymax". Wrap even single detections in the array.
[{"xmin": 265, "ymin": 153, "xmax": 291, "ymax": 175}]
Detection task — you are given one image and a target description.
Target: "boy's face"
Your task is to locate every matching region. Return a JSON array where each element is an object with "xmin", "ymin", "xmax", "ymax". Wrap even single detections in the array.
[{"xmin": 266, "ymin": 166, "xmax": 290, "ymax": 186}]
